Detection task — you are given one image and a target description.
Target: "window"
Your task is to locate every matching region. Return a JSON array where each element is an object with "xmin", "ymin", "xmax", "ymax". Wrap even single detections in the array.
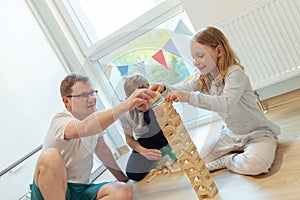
[
  {"xmin": 90, "ymin": 11, "xmax": 212, "ymax": 125},
  {"xmin": 96, "ymin": 11, "xmax": 195, "ymax": 102}
]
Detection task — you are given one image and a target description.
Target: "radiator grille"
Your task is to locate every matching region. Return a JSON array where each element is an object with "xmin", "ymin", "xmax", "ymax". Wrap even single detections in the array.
[{"xmin": 214, "ymin": 0, "xmax": 300, "ymax": 89}]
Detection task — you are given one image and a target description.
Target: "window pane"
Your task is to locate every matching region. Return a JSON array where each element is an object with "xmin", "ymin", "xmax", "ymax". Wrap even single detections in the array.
[
  {"xmin": 93, "ymin": 11, "xmax": 211, "ymax": 124},
  {"xmin": 97, "ymin": 11, "xmax": 195, "ymax": 101},
  {"xmin": 68, "ymin": 0, "xmax": 166, "ymax": 44}
]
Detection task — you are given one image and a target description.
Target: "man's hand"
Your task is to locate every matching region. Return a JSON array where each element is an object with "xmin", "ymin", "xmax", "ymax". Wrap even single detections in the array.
[
  {"xmin": 164, "ymin": 91, "xmax": 191, "ymax": 103},
  {"xmin": 149, "ymin": 84, "xmax": 165, "ymax": 93},
  {"xmin": 127, "ymin": 89, "xmax": 156, "ymax": 111}
]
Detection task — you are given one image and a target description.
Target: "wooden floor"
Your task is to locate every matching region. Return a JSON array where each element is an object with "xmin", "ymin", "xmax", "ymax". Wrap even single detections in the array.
[{"xmin": 96, "ymin": 96, "xmax": 300, "ymax": 200}]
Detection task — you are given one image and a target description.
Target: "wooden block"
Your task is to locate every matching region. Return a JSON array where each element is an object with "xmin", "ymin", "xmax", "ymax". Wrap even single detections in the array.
[
  {"xmin": 153, "ymin": 101, "xmax": 218, "ymax": 200},
  {"xmin": 147, "ymin": 168, "xmax": 164, "ymax": 183},
  {"xmin": 171, "ymin": 168, "xmax": 183, "ymax": 174},
  {"xmin": 165, "ymin": 161, "xmax": 173, "ymax": 174},
  {"xmin": 164, "ymin": 161, "xmax": 182, "ymax": 174},
  {"xmin": 150, "ymin": 91, "xmax": 162, "ymax": 105},
  {"xmin": 162, "ymin": 167, "xmax": 168, "ymax": 175},
  {"xmin": 147, "ymin": 173, "xmax": 158, "ymax": 183}
]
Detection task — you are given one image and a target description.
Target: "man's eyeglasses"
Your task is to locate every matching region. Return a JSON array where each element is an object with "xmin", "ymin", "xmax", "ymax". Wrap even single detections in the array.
[{"xmin": 66, "ymin": 90, "xmax": 98, "ymax": 100}]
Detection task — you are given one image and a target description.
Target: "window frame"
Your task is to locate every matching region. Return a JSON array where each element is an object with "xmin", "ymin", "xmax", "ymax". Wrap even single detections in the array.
[{"xmin": 53, "ymin": 0, "xmax": 183, "ymax": 58}]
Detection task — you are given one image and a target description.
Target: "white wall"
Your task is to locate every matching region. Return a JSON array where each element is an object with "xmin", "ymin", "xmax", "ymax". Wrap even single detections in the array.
[
  {"xmin": 181, "ymin": 0, "xmax": 300, "ymax": 99},
  {"xmin": 181, "ymin": 0, "xmax": 257, "ymax": 30},
  {"xmin": 0, "ymin": 1, "xmax": 66, "ymax": 199}
]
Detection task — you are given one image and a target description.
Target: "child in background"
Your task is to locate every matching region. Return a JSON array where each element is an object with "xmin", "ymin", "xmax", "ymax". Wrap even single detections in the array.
[
  {"xmin": 151, "ymin": 27, "xmax": 280, "ymax": 175},
  {"xmin": 119, "ymin": 75, "xmax": 176, "ymax": 181}
]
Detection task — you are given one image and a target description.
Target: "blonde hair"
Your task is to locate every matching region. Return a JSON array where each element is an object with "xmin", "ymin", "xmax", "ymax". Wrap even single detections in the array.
[
  {"xmin": 193, "ymin": 26, "xmax": 243, "ymax": 91},
  {"xmin": 124, "ymin": 75, "xmax": 150, "ymax": 97}
]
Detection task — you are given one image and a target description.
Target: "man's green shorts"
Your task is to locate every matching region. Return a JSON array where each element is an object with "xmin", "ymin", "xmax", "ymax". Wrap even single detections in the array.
[{"xmin": 30, "ymin": 181, "xmax": 108, "ymax": 200}]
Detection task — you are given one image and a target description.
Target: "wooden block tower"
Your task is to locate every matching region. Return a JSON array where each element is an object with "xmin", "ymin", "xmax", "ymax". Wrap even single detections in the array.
[{"xmin": 153, "ymin": 101, "xmax": 218, "ymax": 199}]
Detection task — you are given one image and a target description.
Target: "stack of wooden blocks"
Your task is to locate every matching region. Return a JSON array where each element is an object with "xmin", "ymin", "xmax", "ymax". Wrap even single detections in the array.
[{"xmin": 153, "ymin": 101, "xmax": 218, "ymax": 199}]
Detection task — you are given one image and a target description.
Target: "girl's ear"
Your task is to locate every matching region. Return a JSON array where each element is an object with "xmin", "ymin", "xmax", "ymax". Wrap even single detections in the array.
[{"xmin": 216, "ymin": 45, "xmax": 222, "ymax": 57}]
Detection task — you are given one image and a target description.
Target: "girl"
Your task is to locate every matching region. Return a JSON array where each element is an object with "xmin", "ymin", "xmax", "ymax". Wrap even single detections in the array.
[
  {"xmin": 151, "ymin": 27, "xmax": 280, "ymax": 175},
  {"xmin": 119, "ymin": 75, "xmax": 176, "ymax": 181}
]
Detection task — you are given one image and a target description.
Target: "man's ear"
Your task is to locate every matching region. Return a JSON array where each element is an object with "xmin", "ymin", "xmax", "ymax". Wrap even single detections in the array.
[{"xmin": 62, "ymin": 96, "xmax": 70, "ymax": 108}]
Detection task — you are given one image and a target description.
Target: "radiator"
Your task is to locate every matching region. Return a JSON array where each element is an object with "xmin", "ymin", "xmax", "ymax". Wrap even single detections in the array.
[{"xmin": 213, "ymin": 0, "xmax": 300, "ymax": 90}]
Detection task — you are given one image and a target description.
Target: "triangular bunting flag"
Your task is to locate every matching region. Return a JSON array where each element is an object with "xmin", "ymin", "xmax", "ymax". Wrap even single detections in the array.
[
  {"xmin": 134, "ymin": 61, "xmax": 149, "ymax": 77},
  {"xmin": 163, "ymin": 39, "xmax": 181, "ymax": 57},
  {"xmin": 102, "ymin": 64, "xmax": 113, "ymax": 78},
  {"xmin": 152, "ymin": 50, "xmax": 168, "ymax": 69},
  {"xmin": 174, "ymin": 19, "xmax": 193, "ymax": 36},
  {"xmin": 171, "ymin": 33, "xmax": 193, "ymax": 64},
  {"xmin": 117, "ymin": 65, "xmax": 129, "ymax": 76}
]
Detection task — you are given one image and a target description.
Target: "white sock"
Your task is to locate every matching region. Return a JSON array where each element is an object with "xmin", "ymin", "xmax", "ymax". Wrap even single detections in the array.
[{"xmin": 205, "ymin": 155, "xmax": 229, "ymax": 171}]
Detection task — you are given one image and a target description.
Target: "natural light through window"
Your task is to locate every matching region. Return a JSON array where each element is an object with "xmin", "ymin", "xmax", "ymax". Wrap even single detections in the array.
[{"xmin": 75, "ymin": 0, "xmax": 162, "ymax": 40}]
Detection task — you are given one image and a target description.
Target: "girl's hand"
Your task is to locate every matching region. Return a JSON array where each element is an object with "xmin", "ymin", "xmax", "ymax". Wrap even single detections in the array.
[
  {"xmin": 141, "ymin": 149, "xmax": 162, "ymax": 160},
  {"xmin": 165, "ymin": 91, "xmax": 191, "ymax": 103}
]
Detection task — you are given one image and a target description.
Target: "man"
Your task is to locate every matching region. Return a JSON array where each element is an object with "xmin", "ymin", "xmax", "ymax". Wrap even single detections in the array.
[{"xmin": 30, "ymin": 73, "xmax": 156, "ymax": 200}]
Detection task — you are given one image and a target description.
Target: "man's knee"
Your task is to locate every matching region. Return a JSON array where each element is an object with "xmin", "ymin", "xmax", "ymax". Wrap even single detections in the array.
[
  {"xmin": 33, "ymin": 148, "xmax": 67, "ymax": 199},
  {"xmin": 114, "ymin": 183, "xmax": 132, "ymax": 200},
  {"xmin": 98, "ymin": 182, "xmax": 132, "ymax": 200},
  {"xmin": 40, "ymin": 148, "xmax": 62, "ymax": 162}
]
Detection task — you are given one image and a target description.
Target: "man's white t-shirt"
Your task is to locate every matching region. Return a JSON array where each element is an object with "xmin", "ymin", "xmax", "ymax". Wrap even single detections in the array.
[{"xmin": 43, "ymin": 110, "xmax": 98, "ymax": 184}]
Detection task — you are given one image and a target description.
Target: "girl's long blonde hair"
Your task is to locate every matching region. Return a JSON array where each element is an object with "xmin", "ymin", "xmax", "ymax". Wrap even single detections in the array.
[{"xmin": 193, "ymin": 26, "xmax": 243, "ymax": 91}]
